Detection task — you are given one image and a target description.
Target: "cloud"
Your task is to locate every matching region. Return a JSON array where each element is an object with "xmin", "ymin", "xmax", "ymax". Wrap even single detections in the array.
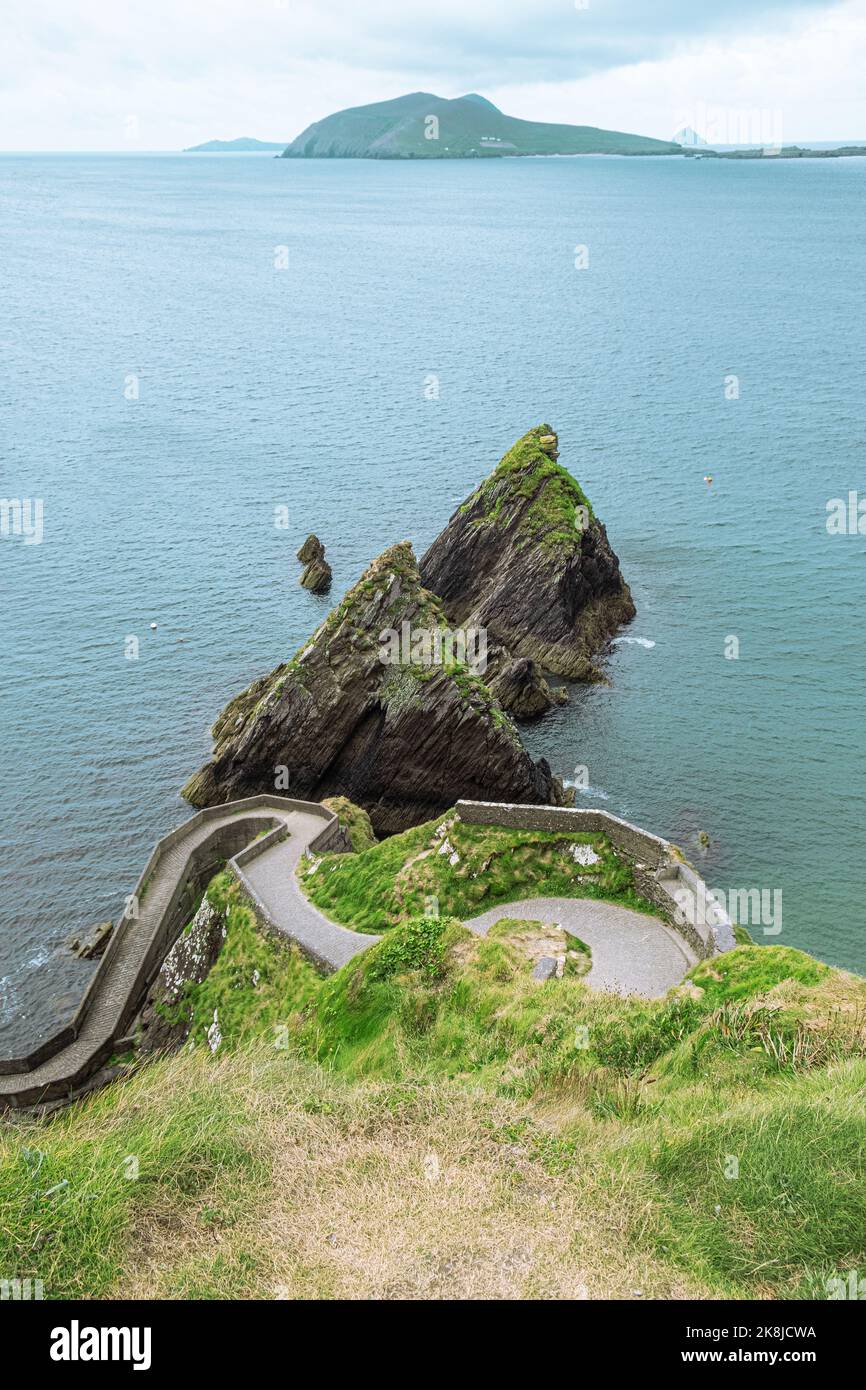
[{"xmin": 0, "ymin": 0, "xmax": 857, "ymax": 149}]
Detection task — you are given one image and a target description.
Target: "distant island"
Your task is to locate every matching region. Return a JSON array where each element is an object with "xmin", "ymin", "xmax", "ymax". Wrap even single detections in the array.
[
  {"xmin": 184, "ymin": 137, "xmax": 288, "ymax": 152},
  {"xmin": 187, "ymin": 105, "xmax": 866, "ymax": 164},
  {"xmin": 280, "ymin": 91, "xmax": 682, "ymax": 159}
]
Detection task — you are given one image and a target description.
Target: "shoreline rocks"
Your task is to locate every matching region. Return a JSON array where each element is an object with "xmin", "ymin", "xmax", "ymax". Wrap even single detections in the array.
[{"xmin": 66, "ymin": 921, "xmax": 114, "ymax": 960}]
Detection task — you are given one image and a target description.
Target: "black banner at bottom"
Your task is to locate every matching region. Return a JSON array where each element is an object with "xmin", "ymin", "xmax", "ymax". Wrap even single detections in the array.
[{"xmin": 2, "ymin": 1296, "xmax": 859, "ymax": 1374}]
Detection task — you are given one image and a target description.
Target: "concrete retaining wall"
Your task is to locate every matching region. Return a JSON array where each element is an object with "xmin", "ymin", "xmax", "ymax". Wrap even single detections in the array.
[
  {"xmin": 455, "ymin": 800, "xmax": 736, "ymax": 959},
  {"xmin": 0, "ymin": 797, "xmax": 339, "ymax": 1080}
]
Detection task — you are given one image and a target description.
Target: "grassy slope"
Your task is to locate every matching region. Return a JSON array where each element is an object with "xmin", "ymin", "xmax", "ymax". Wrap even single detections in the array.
[
  {"xmin": 2, "ymin": 859, "xmax": 864, "ymax": 1301},
  {"xmin": 299, "ymin": 814, "xmax": 652, "ymax": 933}
]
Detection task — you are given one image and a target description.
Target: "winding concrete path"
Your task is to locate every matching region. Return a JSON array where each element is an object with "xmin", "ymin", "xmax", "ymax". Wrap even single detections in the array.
[
  {"xmin": 237, "ymin": 809, "xmax": 378, "ymax": 969},
  {"xmin": 1, "ymin": 799, "xmax": 312, "ymax": 1108},
  {"xmin": 236, "ymin": 817, "xmax": 696, "ymax": 996},
  {"xmin": 462, "ymin": 897, "xmax": 697, "ymax": 998},
  {"xmin": 1, "ymin": 797, "xmax": 698, "ymax": 1109}
]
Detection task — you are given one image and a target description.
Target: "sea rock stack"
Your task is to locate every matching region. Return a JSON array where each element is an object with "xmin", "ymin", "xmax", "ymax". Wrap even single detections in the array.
[
  {"xmin": 419, "ymin": 424, "xmax": 634, "ymax": 683},
  {"xmin": 182, "ymin": 542, "xmax": 567, "ymax": 835},
  {"xmin": 297, "ymin": 534, "xmax": 324, "ymax": 563},
  {"xmin": 297, "ymin": 535, "xmax": 332, "ymax": 592}
]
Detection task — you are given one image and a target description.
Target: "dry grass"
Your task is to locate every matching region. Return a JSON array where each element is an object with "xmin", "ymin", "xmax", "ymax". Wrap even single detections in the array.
[{"xmin": 115, "ymin": 1049, "xmax": 711, "ymax": 1301}]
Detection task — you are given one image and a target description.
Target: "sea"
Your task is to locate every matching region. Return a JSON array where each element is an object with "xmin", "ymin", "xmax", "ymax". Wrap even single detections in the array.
[{"xmin": 1, "ymin": 149, "xmax": 864, "ymax": 1050}]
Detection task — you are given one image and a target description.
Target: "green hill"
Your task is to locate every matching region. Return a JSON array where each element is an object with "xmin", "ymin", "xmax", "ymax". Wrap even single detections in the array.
[{"xmin": 281, "ymin": 92, "xmax": 681, "ymax": 160}]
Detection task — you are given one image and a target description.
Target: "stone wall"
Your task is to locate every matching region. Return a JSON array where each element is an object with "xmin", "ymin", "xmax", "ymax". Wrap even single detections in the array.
[
  {"xmin": 455, "ymin": 800, "xmax": 735, "ymax": 959},
  {"xmin": 0, "ymin": 797, "xmax": 339, "ymax": 1081}
]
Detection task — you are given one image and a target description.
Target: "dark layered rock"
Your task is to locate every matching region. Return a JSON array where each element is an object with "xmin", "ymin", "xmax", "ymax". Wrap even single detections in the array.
[
  {"xmin": 297, "ymin": 534, "xmax": 325, "ymax": 563},
  {"xmin": 300, "ymin": 556, "xmax": 332, "ymax": 592},
  {"xmin": 182, "ymin": 543, "xmax": 567, "ymax": 835},
  {"xmin": 420, "ymin": 425, "xmax": 634, "ymax": 682},
  {"xmin": 486, "ymin": 655, "xmax": 568, "ymax": 720},
  {"xmin": 297, "ymin": 534, "xmax": 332, "ymax": 591}
]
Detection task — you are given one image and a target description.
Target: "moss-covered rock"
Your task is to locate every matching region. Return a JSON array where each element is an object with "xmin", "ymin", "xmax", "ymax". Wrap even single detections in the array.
[
  {"xmin": 420, "ymin": 424, "xmax": 635, "ymax": 681},
  {"xmin": 322, "ymin": 796, "xmax": 378, "ymax": 853}
]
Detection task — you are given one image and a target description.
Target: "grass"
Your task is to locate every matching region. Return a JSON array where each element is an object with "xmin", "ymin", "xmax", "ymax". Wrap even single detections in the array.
[
  {"xmin": 179, "ymin": 873, "xmax": 321, "ymax": 1049},
  {"xmin": 462, "ymin": 424, "xmax": 595, "ymax": 553},
  {"xmin": 298, "ymin": 813, "xmax": 654, "ymax": 934},
  {"xmin": 321, "ymin": 796, "xmax": 377, "ymax": 853},
  {"xmin": 2, "ymin": 846, "xmax": 865, "ymax": 1301}
]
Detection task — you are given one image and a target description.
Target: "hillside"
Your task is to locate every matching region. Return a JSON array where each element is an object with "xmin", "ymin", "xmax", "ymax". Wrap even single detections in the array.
[
  {"xmin": 185, "ymin": 137, "xmax": 287, "ymax": 152},
  {"xmin": 2, "ymin": 810, "xmax": 864, "ymax": 1301},
  {"xmin": 281, "ymin": 92, "xmax": 682, "ymax": 160}
]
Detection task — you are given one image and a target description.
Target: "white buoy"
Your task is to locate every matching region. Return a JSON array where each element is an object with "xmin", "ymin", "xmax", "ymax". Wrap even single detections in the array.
[{"xmin": 150, "ymin": 622, "xmax": 157, "ymax": 630}]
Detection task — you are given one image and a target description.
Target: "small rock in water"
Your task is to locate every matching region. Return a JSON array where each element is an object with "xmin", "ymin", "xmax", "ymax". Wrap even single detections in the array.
[
  {"xmin": 66, "ymin": 920, "xmax": 114, "ymax": 960},
  {"xmin": 297, "ymin": 533, "xmax": 325, "ymax": 564},
  {"xmin": 300, "ymin": 555, "xmax": 332, "ymax": 593}
]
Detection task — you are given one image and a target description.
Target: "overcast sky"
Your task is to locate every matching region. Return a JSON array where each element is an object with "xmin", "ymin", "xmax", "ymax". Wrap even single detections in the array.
[{"xmin": 2, "ymin": 0, "xmax": 865, "ymax": 150}]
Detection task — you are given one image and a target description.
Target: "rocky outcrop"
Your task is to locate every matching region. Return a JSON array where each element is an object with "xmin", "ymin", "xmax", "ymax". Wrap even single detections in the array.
[
  {"xmin": 137, "ymin": 897, "xmax": 226, "ymax": 1055},
  {"xmin": 486, "ymin": 655, "xmax": 567, "ymax": 719},
  {"xmin": 298, "ymin": 535, "xmax": 332, "ymax": 592},
  {"xmin": 300, "ymin": 556, "xmax": 332, "ymax": 592},
  {"xmin": 321, "ymin": 796, "xmax": 378, "ymax": 853},
  {"xmin": 420, "ymin": 425, "xmax": 634, "ymax": 683},
  {"xmin": 183, "ymin": 543, "xmax": 568, "ymax": 835},
  {"xmin": 66, "ymin": 921, "xmax": 114, "ymax": 960},
  {"xmin": 297, "ymin": 534, "xmax": 324, "ymax": 564}
]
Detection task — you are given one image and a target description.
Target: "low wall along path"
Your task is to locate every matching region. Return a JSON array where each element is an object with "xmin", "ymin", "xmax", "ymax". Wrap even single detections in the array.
[{"xmin": 0, "ymin": 797, "xmax": 733, "ymax": 1109}]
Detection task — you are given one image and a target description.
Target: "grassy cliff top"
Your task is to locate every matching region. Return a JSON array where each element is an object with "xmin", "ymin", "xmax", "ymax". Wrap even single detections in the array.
[
  {"xmin": 3, "ymin": 855, "xmax": 863, "ymax": 1301},
  {"xmin": 298, "ymin": 812, "xmax": 647, "ymax": 933}
]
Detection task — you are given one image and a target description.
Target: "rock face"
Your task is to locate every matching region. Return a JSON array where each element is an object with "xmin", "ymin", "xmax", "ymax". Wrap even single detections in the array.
[
  {"xmin": 420, "ymin": 425, "xmax": 634, "ymax": 683},
  {"xmin": 182, "ymin": 542, "xmax": 567, "ymax": 835},
  {"xmin": 300, "ymin": 556, "xmax": 332, "ymax": 592},
  {"xmin": 138, "ymin": 897, "xmax": 226, "ymax": 1055},
  {"xmin": 486, "ymin": 654, "xmax": 567, "ymax": 719}
]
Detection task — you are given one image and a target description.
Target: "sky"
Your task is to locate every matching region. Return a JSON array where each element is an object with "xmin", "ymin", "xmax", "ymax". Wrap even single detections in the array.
[{"xmin": 1, "ymin": 0, "xmax": 864, "ymax": 151}]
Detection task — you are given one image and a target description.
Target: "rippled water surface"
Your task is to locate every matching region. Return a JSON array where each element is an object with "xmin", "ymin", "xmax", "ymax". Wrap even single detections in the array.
[{"xmin": 2, "ymin": 151, "xmax": 864, "ymax": 1049}]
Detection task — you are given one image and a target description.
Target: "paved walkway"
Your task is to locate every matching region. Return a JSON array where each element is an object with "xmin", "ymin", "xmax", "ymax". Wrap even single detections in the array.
[
  {"xmin": 239, "ymin": 810, "xmax": 378, "ymax": 969},
  {"xmin": 0, "ymin": 800, "xmax": 307, "ymax": 1108},
  {"xmin": 463, "ymin": 897, "xmax": 697, "ymax": 998},
  {"xmin": 1, "ymin": 800, "xmax": 697, "ymax": 1108}
]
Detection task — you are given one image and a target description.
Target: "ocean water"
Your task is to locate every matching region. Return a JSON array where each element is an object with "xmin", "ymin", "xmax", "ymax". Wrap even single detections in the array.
[{"xmin": 1, "ymin": 150, "xmax": 864, "ymax": 1050}]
